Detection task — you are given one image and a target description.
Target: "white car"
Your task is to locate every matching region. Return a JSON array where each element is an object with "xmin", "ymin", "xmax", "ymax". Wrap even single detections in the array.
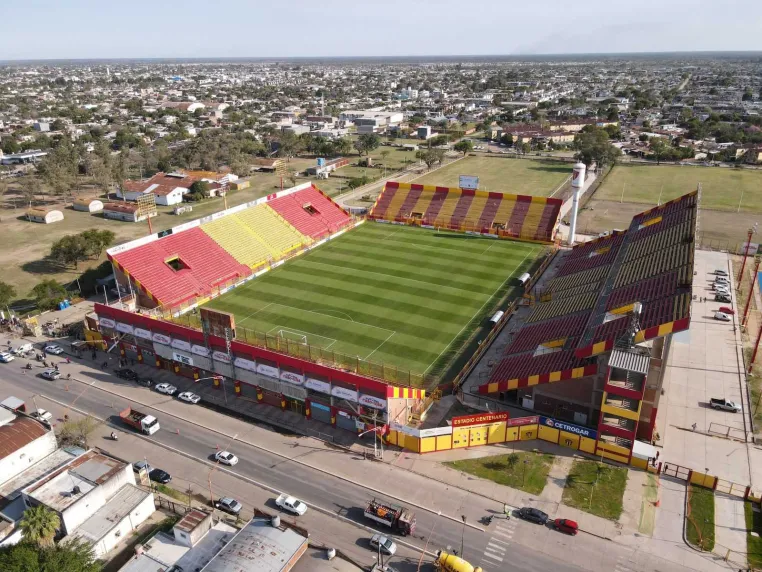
[
  {"xmin": 714, "ymin": 312, "xmax": 731, "ymax": 322},
  {"xmin": 0, "ymin": 352, "xmax": 14, "ymax": 363},
  {"xmin": 44, "ymin": 344, "xmax": 64, "ymax": 355},
  {"xmin": 31, "ymin": 409, "xmax": 52, "ymax": 422},
  {"xmin": 178, "ymin": 391, "xmax": 201, "ymax": 404},
  {"xmin": 275, "ymin": 493, "xmax": 308, "ymax": 516},
  {"xmin": 155, "ymin": 383, "xmax": 177, "ymax": 395},
  {"xmin": 370, "ymin": 533, "xmax": 397, "ymax": 556},
  {"xmin": 215, "ymin": 451, "xmax": 239, "ymax": 466},
  {"xmin": 41, "ymin": 368, "xmax": 60, "ymax": 380}
]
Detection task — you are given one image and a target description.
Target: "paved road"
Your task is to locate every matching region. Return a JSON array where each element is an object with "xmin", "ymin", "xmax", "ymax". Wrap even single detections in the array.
[{"xmin": 0, "ymin": 343, "xmax": 714, "ymax": 572}]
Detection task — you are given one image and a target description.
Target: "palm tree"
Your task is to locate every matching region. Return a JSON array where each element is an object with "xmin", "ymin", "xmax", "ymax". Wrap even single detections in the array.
[{"xmin": 20, "ymin": 504, "xmax": 60, "ymax": 547}]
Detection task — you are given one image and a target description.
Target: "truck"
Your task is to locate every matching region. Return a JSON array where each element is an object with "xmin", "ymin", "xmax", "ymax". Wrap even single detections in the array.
[
  {"xmin": 435, "ymin": 550, "xmax": 483, "ymax": 572},
  {"xmin": 364, "ymin": 499, "xmax": 416, "ymax": 536},
  {"xmin": 709, "ymin": 398, "xmax": 741, "ymax": 412},
  {"xmin": 119, "ymin": 407, "xmax": 160, "ymax": 435}
]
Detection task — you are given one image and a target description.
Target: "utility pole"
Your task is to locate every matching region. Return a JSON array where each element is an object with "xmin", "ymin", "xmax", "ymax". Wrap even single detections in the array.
[
  {"xmin": 742, "ymin": 257, "xmax": 761, "ymax": 327},
  {"xmin": 750, "ymin": 319, "xmax": 762, "ymax": 373},
  {"xmin": 738, "ymin": 225, "xmax": 758, "ymax": 283}
]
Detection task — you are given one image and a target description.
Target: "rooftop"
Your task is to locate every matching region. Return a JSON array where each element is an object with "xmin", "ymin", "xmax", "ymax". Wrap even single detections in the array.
[
  {"xmin": 203, "ymin": 517, "xmax": 308, "ymax": 572},
  {"xmin": 65, "ymin": 484, "xmax": 151, "ymax": 546},
  {"xmin": 0, "ymin": 413, "xmax": 50, "ymax": 459},
  {"xmin": 0, "ymin": 448, "xmax": 78, "ymax": 505},
  {"xmin": 119, "ymin": 520, "xmax": 237, "ymax": 572}
]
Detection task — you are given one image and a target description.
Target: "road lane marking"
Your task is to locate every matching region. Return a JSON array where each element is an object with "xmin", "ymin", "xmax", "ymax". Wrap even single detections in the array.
[
  {"xmin": 38, "ymin": 393, "xmax": 439, "ymax": 559},
  {"xmin": 483, "ymin": 551, "xmax": 504, "ymax": 562},
  {"xmin": 42, "ymin": 376, "xmax": 486, "ymax": 533}
]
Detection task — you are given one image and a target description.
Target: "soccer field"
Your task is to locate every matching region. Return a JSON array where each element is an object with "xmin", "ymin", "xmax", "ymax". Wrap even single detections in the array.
[
  {"xmin": 414, "ymin": 156, "xmax": 570, "ymax": 196},
  {"xmin": 595, "ymin": 164, "xmax": 762, "ymax": 213},
  {"xmin": 203, "ymin": 222, "xmax": 540, "ymax": 381}
]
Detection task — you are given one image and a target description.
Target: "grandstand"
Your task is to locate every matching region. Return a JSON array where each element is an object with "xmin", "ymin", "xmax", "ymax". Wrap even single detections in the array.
[
  {"xmin": 108, "ymin": 184, "xmax": 352, "ymax": 310},
  {"xmin": 369, "ymin": 181, "xmax": 563, "ymax": 243},
  {"xmin": 477, "ymin": 190, "xmax": 698, "ymax": 464}
]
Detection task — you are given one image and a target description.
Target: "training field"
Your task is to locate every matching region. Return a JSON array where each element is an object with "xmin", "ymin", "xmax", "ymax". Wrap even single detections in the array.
[
  {"xmin": 414, "ymin": 156, "xmax": 570, "ymax": 197},
  {"xmin": 595, "ymin": 164, "xmax": 762, "ymax": 213},
  {"xmin": 204, "ymin": 222, "xmax": 540, "ymax": 380}
]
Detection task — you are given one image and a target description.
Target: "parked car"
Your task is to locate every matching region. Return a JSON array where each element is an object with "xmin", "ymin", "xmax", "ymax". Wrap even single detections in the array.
[
  {"xmin": 44, "ymin": 344, "xmax": 64, "ymax": 355},
  {"xmin": 0, "ymin": 352, "xmax": 14, "ymax": 363},
  {"xmin": 369, "ymin": 533, "xmax": 397, "ymax": 555},
  {"xmin": 553, "ymin": 518, "xmax": 579, "ymax": 535},
  {"xmin": 710, "ymin": 398, "xmax": 741, "ymax": 412},
  {"xmin": 714, "ymin": 312, "xmax": 731, "ymax": 322},
  {"xmin": 41, "ymin": 368, "xmax": 60, "ymax": 380},
  {"xmin": 214, "ymin": 497, "xmax": 243, "ymax": 515},
  {"xmin": 155, "ymin": 383, "xmax": 177, "ymax": 395},
  {"xmin": 178, "ymin": 391, "xmax": 201, "ymax": 404},
  {"xmin": 31, "ymin": 409, "xmax": 53, "ymax": 422},
  {"xmin": 148, "ymin": 468, "xmax": 172, "ymax": 484},
  {"xmin": 115, "ymin": 368, "xmax": 139, "ymax": 381},
  {"xmin": 275, "ymin": 493, "xmax": 308, "ymax": 516},
  {"xmin": 716, "ymin": 294, "xmax": 731, "ymax": 303},
  {"xmin": 718, "ymin": 306, "xmax": 735, "ymax": 315},
  {"xmin": 517, "ymin": 507, "xmax": 549, "ymax": 525},
  {"xmin": 215, "ymin": 451, "xmax": 239, "ymax": 466}
]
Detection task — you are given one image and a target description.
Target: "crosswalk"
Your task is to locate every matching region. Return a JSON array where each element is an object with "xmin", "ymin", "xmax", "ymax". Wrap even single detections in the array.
[
  {"xmin": 614, "ymin": 555, "xmax": 637, "ymax": 572},
  {"xmin": 480, "ymin": 517, "xmax": 517, "ymax": 568}
]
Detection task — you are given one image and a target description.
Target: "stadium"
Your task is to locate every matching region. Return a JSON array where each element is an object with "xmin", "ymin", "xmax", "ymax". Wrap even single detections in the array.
[{"xmin": 91, "ymin": 169, "xmax": 697, "ymax": 468}]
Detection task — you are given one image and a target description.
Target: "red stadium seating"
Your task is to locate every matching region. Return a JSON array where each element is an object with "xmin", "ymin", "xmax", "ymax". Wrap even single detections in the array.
[
  {"xmin": 268, "ymin": 185, "xmax": 351, "ymax": 240},
  {"xmin": 111, "ymin": 228, "xmax": 251, "ymax": 307}
]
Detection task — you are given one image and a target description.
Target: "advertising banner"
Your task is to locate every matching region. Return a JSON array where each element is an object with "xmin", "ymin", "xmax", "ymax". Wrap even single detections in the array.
[
  {"xmin": 451, "ymin": 411, "xmax": 510, "ymax": 428},
  {"xmin": 540, "ymin": 416, "xmax": 597, "ymax": 439}
]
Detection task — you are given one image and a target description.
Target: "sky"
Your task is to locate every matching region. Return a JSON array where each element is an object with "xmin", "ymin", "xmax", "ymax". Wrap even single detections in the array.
[{"xmin": 1, "ymin": 0, "xmax": 761, "ymax": 60}]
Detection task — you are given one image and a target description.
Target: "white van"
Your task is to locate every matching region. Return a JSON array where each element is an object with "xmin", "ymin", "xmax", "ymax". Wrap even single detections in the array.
[{"xmin": 12, "ymin": 343, "xmax": 33, "ymax": 355}]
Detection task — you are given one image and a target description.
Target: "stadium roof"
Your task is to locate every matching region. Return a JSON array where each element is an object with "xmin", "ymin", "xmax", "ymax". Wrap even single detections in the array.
[{"xmin": 479, "ymin": 190, "xmax": 697, "ymax": 395}]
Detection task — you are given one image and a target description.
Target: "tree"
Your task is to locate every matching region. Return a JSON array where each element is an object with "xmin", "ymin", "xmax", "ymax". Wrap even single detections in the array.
[
  {"xmin": 189, "ymin": 180, "xmax": 210, "ymax": 196},
  {"xmin": 30, "ymin": 279, "xmax": 68, "ymax": 311},
  {"xmin": 649, "ymin": 138, "xmax": 669, "ymax": 165},
  {"xmin": 50, "ymin": 235, "xmax": 89, "ymax": 269},
  {"xmin": 357, "ymin": 133, "xmax": 381, "ymax": 156},
  {"xmin": 57, "ymin": 415, "xmax": 102, "ymax": 448},
  {"xmin": 379, "ymin": 149, "xmax": 391, "ymax": 165},
  {"xmin": 573, "ymin": 127, "xmax": 622, "ymax": 168},
  {"xmin": 0, "ymin": 538, "xmax": 99, "ymax": 572},
  {"xmin": 454, "ymin": 140, "xmax": 474, "ymax": 156},
  {"xmin": 39, "ymin": 138, "xmax": 78, "ymax": 198},
  {"xmin": 0, "ymin": 281, "xmax": 16, "ymax": 308},
  {"xmin": 20, "ymin": 505, "xmax": 60, "ymax": 548},
  {"xmin": 333, "ymin": 137, "xmax": 352, "ymax": 156},
  {"xmin": 286, "ymin": 167, "xmax": 297, "ymax": 187},
  {"xmin": 416, "ymin": 149, "xmax": 439, "ymax": 169},
  {"xmin": 80, "ymin": 229, "xmax": 115, "ymax": 258}
]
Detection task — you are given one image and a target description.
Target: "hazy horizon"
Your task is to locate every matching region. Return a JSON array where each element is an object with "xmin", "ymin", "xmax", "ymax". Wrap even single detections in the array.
[{"xmin": 1, "ymin": 0, "xmax": 760, "ymax": 61}]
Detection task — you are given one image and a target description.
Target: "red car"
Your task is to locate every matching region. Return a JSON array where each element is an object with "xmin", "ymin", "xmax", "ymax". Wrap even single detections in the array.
[
  {"xmin": 718, "ymin": 306, "xmax": 735, "ymax": 315},
  {"xmin": 553, "ymin": 518, "xmax": 579, "ymax": 535}
]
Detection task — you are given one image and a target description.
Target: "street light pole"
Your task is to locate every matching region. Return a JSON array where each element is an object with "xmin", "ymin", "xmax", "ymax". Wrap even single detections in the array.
[
  {"xmin": 738, "ymin": 225, "xmax": 758, "ymax": 283},
  {"xmin": 416, "ymin": 511, "xmax": 441, "ymax": 572},
  {"xmin": 460, "ymin": 515, "xmax": 467, "ymax": 561},
  {"xmin": 741, "ymin": 256, "xmax": 761, "ymax": 327}
]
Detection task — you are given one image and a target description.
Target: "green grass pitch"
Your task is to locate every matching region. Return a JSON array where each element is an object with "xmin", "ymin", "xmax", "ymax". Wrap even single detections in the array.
[{"xmin": 204, "ymin": 222, "xmax": 541, "ymax": 379}]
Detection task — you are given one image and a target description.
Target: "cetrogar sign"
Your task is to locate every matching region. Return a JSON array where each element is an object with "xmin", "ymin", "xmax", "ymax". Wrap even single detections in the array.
[{"xmin": 540, "ymin": 416, "xmax": 597, "ymax": 439}]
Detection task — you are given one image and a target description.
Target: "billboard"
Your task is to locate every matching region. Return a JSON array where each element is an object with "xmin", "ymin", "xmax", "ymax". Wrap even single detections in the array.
[
  {"xmin": 540, "ymin": 416, "xmax": 597, "ymax": 439},
  {"xmin": 200, "ymin": 307, "xmax": 236, "ymax": 339},
  {"xmin": 451, "ymin": 411, "xmax": 509, "ymax": 428},
  {"xmin": 458, "ymin": 175, "xmax": 479, "ymax": 190}
]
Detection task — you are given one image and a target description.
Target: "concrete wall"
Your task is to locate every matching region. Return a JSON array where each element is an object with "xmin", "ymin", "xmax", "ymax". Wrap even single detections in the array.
[
  {"xmin": 91, "ymin": 492, "xmax": 155, "ymax": 558},
  {"xmin": 62, "ymin": 486, "xmax": 106, "ymax": 535},
  {"xmin": 98, "ymin": 463, "xmax": 135, "ymax": 502}
]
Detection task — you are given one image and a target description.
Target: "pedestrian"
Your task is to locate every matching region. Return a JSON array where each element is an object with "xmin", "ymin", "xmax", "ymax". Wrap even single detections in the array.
[{"xmin": 692, "ymin": 422, "xmax": 697, "ymax": 431}]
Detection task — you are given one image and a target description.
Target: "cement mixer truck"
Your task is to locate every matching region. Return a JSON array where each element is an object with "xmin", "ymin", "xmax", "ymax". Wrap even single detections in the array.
[{"xmin": 435, "ymin": 550, "xmax": 483, "ymax": 572}]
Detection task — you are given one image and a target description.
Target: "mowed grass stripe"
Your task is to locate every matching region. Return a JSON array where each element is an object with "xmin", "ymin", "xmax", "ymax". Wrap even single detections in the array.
[
  {"xmin": 258, "ymin": 272, "xmax": 478, "ymax": 320},
  {"xmin": 205, "ymin": 222, "xmax": 542, "ymax": 374},
  {"xmin": 321, "ymin": 242, "xmax": 524, "ymax": 283},
  {"xmin": 303, "ymin": 253, "xmax": 508, "ymax": 296},
  {"xmin": 283, "ymin": 262, "xmax": 487, "ymax": 309}
]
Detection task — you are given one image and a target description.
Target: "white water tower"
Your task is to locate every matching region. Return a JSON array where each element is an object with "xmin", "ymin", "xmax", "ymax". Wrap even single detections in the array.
[{"xmin": 568, "ymin": 162, "xmax": 586, "ymax": 246}]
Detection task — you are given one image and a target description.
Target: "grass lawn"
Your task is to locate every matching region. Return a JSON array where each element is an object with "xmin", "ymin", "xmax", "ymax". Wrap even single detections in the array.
[
  {"xmin": 594, "ymin": 164, "xmax": 762, "ymax": 213},
  {"xmin": 561, "ymin": 460, "xmax": 628, "ymax": 520},
  {"xmin": 202, "ymin": 222, "xmax": 540, "ymax": 381},
  {"xmin": 444, "ymin": 451, "xmax": 554, "ymax": 495},
  {"xmin": 685, "ymin": 484, "xmax": 715, "ymax": 551},
  {"xmin": 413, "ymin": 155, "xmax": 570, "ymax": 196},
  {"xmin": 744, "ymin": 501, "xmax": 762, "ymax": 568}
]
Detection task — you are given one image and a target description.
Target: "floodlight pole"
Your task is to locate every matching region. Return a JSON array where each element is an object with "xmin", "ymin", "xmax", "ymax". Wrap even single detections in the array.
[
  {"xmin": 738, "ymin": 226, "xmax": 757, "ymax": 283},
  {"xmin": 750, "ymin": 320, "xmax": 762, "ymax": 373},
  {"xmin": 742, "ymin": 257, "xmax": 761, "ymax": 327}
]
